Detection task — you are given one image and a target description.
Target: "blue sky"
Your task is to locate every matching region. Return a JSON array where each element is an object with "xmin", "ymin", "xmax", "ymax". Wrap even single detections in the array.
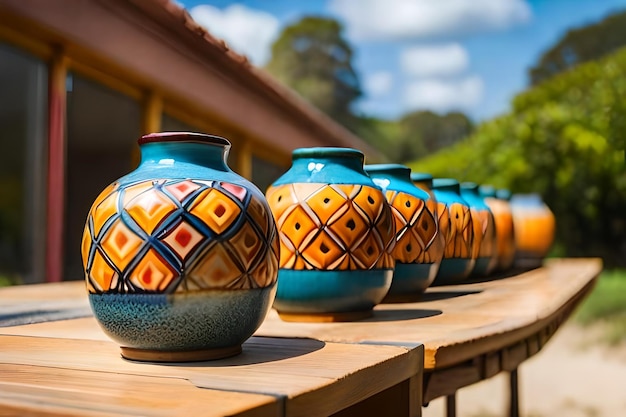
[{"xmin": 179, "ymin": 0, "xmax": 626, "ymax": 122}]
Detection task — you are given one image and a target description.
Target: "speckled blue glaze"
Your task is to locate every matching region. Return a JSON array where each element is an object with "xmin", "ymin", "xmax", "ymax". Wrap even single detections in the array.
[
  {"xmin": 365, "ymin": 164, "xmax": 439, "ymax": 300},
  {"xmin": 89, "ymin": 285, "xmax": 276, "ymax": 352},
  {"xmin": 273, "ymin": 270, "xmax": 392, "ymax": 314},
  {"xmin": 431, "ymin": 178, "xmax": 475, "ymax": 285}
]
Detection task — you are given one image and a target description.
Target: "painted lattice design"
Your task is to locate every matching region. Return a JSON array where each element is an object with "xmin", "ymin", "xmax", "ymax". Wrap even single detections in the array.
[
  {"xmin": 435, "ymin": 202, "xmax": 474, "ymax": 259},
  {"xmin": 82, "ymin": 179, "xmax": 279, "ymax": 294},
  {"xmin": 266, "ymin": 183, "xmax": 395, "ymax": 271},
  {"xmin": 384, "ymin": 190, "xmax": 439, "ymax": 264},
  {"xmin": 472, "ymin": 209, "xmax": 496, "ymax": 259}
]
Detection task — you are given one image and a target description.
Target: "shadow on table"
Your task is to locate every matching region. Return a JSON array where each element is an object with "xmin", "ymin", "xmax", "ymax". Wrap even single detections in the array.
[
  {"xmin": 366, "ymin": 308, "xmax": 442, "ymax": 322},
  {"xmin": 418, "ymin": 290, "xmax": 481, "ymax": 302},
  {"xmin": 151, "ymin": 336, "xmax": 326, "ymax": 367}
]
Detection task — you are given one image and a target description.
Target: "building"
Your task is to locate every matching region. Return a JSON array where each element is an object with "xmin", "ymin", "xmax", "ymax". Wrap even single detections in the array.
[{"xmin": 0, "ymin": 0, "xmax": 380, "ymax": 284}]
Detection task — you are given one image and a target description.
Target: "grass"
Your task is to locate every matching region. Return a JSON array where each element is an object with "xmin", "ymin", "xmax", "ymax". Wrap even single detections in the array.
[
  {"xmin": 574, "ymin": 268, "xmax": 626, "ymax": 345},
  {"xmin": 0, "ymin": 275, "xmax": 14, "ymax": 287}
]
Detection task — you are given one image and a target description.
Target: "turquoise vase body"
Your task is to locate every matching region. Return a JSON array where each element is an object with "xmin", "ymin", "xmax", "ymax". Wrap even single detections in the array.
[
  {"xmin": 365, "ymin": 164, "xmax": 441, "ymax": 302},
  {"xmin": 431, "ymin": 179, "xmax": 475, "ymax": 285},
  {"xmin": 81, "ymin": 132, "xmax": 279, "ymax": 361},
  {"xmin": 461, "ymin": 182, "xmax": 498, "ymax": 277},
  {"xmin": 266, "ymin": 148, "xmax": 395, "ymax": 321}
]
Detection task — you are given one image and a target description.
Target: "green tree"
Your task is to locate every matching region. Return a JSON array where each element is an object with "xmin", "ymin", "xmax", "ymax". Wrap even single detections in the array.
[
  {"xmin": 411, "ymin": 46, "xmax": 626, "ymax": 266},
  {"xmin": 265, "ymin": 17, "xmax": 361, "ymax": 130},
  {"xmin": 529, "ymin": 9, "xmax": 626, "ymax": 85},
  {"xmin": 398, "ymin": 111, "xmax": 473, "ymax": 158}
]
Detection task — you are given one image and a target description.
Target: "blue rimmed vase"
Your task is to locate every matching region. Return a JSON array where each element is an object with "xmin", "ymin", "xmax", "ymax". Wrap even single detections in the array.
[
  {"xmin": 431, "ymin": 178, "xmax": 475, "ymax": 285},
  {"xmin": 365, "ymin": 164, "xmax": 442, "ymax": 302},
  {"xmin": 81, "ymin": 132, "xmax": 279, "ymax": 362},
  {"xmin": 266, "ymin": 147, "xmax": 395, "ymax": 322}
]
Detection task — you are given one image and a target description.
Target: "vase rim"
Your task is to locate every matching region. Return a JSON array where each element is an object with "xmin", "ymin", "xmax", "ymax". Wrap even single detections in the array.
[
  {"xmin": 138, "ymin": 132, "xmax": 231, "ymax": 147},
  {"xmin": 364, "ymin": 163, "xmax": 410, "ymax": 174},
  {"xmin": 432, "ymin": 178, "xmax": 459, "ymax": 189},
  {"xmin": 410, "ymin": 172, "xmax": 433, "ymax": 182},
  {"xmin": 460, "ymin": 182, "xmax": 479, "ymax": 191},
  {"xmin": 292, "ymin": 147, "xmax": 363, "ymax": 160}
]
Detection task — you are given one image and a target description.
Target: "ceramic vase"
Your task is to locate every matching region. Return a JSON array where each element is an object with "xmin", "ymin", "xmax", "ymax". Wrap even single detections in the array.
[
  {"xmin": 365, "ymin": 165, "xmax": 442, "ymax": 302},
  {"xmin": 510, "ymin": 193, "xmax": 555, "ymax": 268},
  {"xmin": 460, "ymin": 182, "xmax": 497, "ymax": 277},
  {"xmin": 266, "ymin": 147, "xmax": 395, "ymax": 321},
  {"xmin": 430, "ymin": 178, "xmax": 475, "ymax": 284},
  {"xmin": 479, "ymin": 186, "xmax": 516, "ymax": 272},
  {"xmin": 411, "ymin": 173, "xmax": 447, "ymax": 268},
  {"xmin": 81, "ymin": 132, "xmax": 279, "ymax": 362}
]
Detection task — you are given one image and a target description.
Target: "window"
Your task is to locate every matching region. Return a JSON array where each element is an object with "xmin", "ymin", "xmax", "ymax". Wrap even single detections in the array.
[
  {"xmin": 64, "ymin": 74, "xmax": 141, "ymax": 280},
  {"xmin": 0, "ymin": 44, "xmax": 48, "ymax": 285}
]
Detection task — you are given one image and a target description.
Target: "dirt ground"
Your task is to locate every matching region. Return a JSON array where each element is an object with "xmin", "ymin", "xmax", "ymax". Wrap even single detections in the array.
[{"xmin": 422, "ymin": 323, "xmax": 626, "ymax": 417}]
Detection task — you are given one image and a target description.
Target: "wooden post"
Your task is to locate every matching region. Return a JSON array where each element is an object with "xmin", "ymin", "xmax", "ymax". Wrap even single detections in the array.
[
  {"xmin": 142, "ymin": 91, "xmax": 162, "ymax": 134},
  {"xmin": 236, "ymin": 138, "xmax": 252, "ymax": 180},
  {"xmin": 445, "ymin": 392, "xmax": 456, "ymax": 417},
  {"xmin": 45, "ymin": 51, "xmax": 67, "ymax": 283},
  {"xmin": 509, "ymin": 368, "xmax": 519, "ymax": 417}
]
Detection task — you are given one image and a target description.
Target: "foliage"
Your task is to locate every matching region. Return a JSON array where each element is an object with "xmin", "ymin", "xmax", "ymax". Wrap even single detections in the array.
[
  {"xmin": 265, "ymin": 16, "xmax": 361, "ymax": 130},
  {"xmin": 575, "ymin": 269, "xmax": 626, "ymax": 344},
  {"xmin": 529, "ymin": 9, "xmax": 626, "ymax": 85},
  {"xmin": 410, "ymin": 46, "xmax": 626, "ymax": 266},
  {"xmin": 356, "ymin": 111, "xmax": 473, "ymax": 163},
  {"xmin": 398, "ymin": 111, "xmax": 473, "ymax": 158}
]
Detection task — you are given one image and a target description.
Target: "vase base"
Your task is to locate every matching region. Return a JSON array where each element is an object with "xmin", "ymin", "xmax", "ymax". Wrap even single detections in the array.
[
  {"xmin": 277, "ymin": 309, "xmax": 373, "ymax": 322},
  {"xmin": 120, "ymin": 344, "xmax": 242, "ymax": 362}
]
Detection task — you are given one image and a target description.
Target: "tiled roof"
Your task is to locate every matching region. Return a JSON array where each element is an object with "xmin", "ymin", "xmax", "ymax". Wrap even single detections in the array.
[{"xmin": 130, "ymin": 0, "xmax": 383, "ymax": 158}]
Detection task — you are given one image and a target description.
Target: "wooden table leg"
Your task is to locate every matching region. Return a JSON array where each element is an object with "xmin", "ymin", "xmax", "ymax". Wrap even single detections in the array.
[
  {"xmin": 445, "ymin": 392, "xmax": 456, "ymax": 417},
  {"xmin": 509, "ymin": 368, "xmax": 519, "ymax": 417}
]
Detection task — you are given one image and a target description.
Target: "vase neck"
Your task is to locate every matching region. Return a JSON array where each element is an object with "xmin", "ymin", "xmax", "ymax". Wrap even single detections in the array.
[{"xmin": 139, "ymin": 141, "xmax": 229, "ymax": 171}]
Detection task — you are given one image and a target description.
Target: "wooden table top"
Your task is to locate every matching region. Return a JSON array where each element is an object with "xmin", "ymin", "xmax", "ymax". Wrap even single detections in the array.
[
  {"xmin": 0, "ymin": 257, "xmax": 601, "ymax": 415},
  {"xmin": 256, "ymin": 258, "xmax": 601, "ymax": 370},
  {"xmin": 0, "ymin": 286, "xmax": 422, "ymax": 416}
]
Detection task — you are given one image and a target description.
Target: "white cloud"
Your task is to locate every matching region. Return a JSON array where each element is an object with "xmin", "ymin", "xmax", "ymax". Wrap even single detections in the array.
[
  {"xmin": 329, "ymin": 0, "xmax": 531, "ymax": 41},
  {"xmin": 364, "ymin": 72, "xmax": 394, "ymax": 97},
  {"xmin": 401, "ymin": 44, "xmax": 468, "ymax": 78},
  {"xmin": 404, "ymin": 76, "xmax": 484, "ymax": 113},
  {"xmin": 190, "ymin": 4, "xmax": 280, "ymax": 65}
]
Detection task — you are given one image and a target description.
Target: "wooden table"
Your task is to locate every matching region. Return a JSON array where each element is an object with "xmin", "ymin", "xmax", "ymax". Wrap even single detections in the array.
[
  {"xmin": 0, "ymin": 289, "xmax": 422, "ymax": 416},
  {"xmin": 0, "ymin": 258, "xmax": 601, "ymax": 416},
  {"xmin": 257, "ymin": 258, "xmax": 602, "ymax": 416}
]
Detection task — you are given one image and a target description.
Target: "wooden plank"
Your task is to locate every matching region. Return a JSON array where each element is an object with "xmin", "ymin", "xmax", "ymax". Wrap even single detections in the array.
[
  {"xmin": 0, "ymin": 363, "xmax": 279, "ymax": 417},
  {"xmin": 0, "ymin": 332, "xmax": 420, "ymax": 417},
  {"xmin": 255, "ymin": 258, "xmax": 601, "ymax": 369}
]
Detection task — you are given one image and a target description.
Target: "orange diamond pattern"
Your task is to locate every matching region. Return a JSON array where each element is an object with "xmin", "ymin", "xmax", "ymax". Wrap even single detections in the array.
[
  {"xmin": 267, "ymin": 183, "xmax": 395, "ymax": 271},
  {"xmin": 300, "ymin": 231, "xmax": 345, "ymax": 269},
  {"xmin": 187, "ymin": 243, "xmax": 242, "ymax": 288},
  {"xmin": 352, "ymin": 186, "xmax": 383, "ymax": 222},
  {"xmin": 92, "ymin": 191, "xmax": 119, "ymax": 237},
  {"xmin": 280, "ymin": 205, "xmax": 318, "ymax": 249},
  {"xmin": 89, "ymin": 249, "xmax": 118, "ymax": 292},
  {"xmin": 100, "ymin": 219, "xmax": 143, "ymax": 272},
  {"xmin": 130, "ymin": 248, "xmax": 177, "ymax": 292},
  {"xmin": 305, "ymin": 185, "xmax": 347, "ymax": 224},
  {"xmin": 228, "ymin": 222, "xmax": 264, "ymax": 270},
  {"xmin": 83, "ymin": 179, "xmax": 278, "ymax": 294},
  {"xmin": 126, "ymin": 188, "xmax": 177, "ymax": 234},
  {"xmin": 385, "ymin": 190, "xmax": 440, "ymax": 264},
  {"xmin": 161, "ymin": 221, "xmax": 204, "ymax": 261},
  {"xmin": 165, "ymin": 180, "xmax": 201, "ymax": 202},
  {"xmin": 189, "ymin": 188, "xmax": 241, "ymax": 234}
]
